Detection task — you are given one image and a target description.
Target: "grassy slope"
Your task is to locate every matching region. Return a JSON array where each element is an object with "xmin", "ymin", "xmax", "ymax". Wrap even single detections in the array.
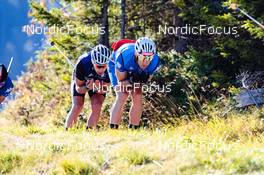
[
  {"xmin": 0, "ymin": 50, "xmax": 263, "ymax": 175},
  {"xmin": 0, "ymin": 113, "xmax": 264, "ymax": 175}
]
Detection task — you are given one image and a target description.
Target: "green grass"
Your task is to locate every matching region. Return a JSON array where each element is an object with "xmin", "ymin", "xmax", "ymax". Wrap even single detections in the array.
[
  {"xmin": 0, "ymin": 152, "xmax": 22, "ymax": 174},
  {"xmin": 27, "ymin": 126, "xmax": 47, "ymax": 135},
  {"xmin": 230, "ymin": 157, "xmax": 264, "ymax": 174},
  {"xmin": 53, "ymin": 159, "xmax": 98, "ymax": 175},
  {"xmin": 118, "ymin": 147, "xmax": 154, "ymax": 165},
  {"xmin": 0, "ymin": 115, "xmax": 264, "ymax": 175}
]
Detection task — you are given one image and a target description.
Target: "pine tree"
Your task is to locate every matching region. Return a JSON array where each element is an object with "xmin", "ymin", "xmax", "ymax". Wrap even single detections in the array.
[{"xmin": 121, "ymin": 0, "xmax": 126, "ymax": 39}]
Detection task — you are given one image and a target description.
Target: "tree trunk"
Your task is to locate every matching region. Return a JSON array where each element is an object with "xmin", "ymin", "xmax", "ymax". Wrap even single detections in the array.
[
  {"xmin": 121, "ymin": 0, "xmax": 126, "ymax": 39},
  {"xmin": 142, "ymin": 0, "xmax": 146, "ymax": 36},
  {"xmin": 99, "ymin": 0, "xmax": 109, "ymax": 47},
  {"xmin": 173, "ymin": 7, "xmax": 188, "ymax": 53}
]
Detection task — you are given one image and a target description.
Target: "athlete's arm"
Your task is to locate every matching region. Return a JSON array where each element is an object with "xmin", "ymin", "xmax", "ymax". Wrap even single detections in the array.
[
  {"xmin": 74, "ymin": 57, "xmax": 94, "ymax": 94},
  {"xmin": 0, "ymin": 96, "xmax": 5, "ymax": 104},
  {"xmin": 75, "ymin": 78, "xmax": 91, "ymax": 94},
  {"xmin": 116, "ymin": 69, "xmax": 132, "ymax": 86},
  {"xmin": 115, "ymin": 69, "xmax": 128, "ymax": 81}
]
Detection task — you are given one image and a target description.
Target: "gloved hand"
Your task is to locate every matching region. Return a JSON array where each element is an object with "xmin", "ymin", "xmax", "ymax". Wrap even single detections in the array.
[{"xmin": 129, "ymin": 72, "xmax": 149, "ymax": 84}]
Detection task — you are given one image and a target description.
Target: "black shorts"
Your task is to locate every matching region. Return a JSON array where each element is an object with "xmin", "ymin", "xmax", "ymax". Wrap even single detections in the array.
[{"xmin": 72, "ymin": 83, "xmax": 106, "ymax": 98}]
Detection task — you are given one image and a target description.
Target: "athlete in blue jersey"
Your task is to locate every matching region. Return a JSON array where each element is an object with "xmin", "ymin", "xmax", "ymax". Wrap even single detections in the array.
[
  {"xmin": 108, "ymin": 37, "xmax": 160, "ymax": 129},
  {"xmin": 65, "ymin": 44, "xmax": 111, "ymax": 131},
  {"xmin": 0, "ymin": 64, "xmax": 14, "ymax": 104}
]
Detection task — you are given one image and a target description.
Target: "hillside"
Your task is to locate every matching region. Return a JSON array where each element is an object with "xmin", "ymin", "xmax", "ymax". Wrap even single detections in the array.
[
  {"xmin": 0, "ymin": 113, "xmax": 264, "ymax": 175},
  {"xmin": 0, "ymin": 1, "xmax": 264, "ymax": 174}
]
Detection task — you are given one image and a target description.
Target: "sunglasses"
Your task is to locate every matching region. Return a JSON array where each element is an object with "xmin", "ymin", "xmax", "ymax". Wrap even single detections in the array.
[
  {"xmin": 95, "ymin": 64, "xmax": 107, "ymax": 69},
  {"xmin": 138, "ymin": 53, "xmax": 154, "ymax": 62}
]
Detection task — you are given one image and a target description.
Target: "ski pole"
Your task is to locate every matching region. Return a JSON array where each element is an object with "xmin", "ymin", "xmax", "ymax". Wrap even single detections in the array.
[
  {"xmin": 50, "ymin": 41, "xmax": 75, "ymax": 68},
  {"xmin": 50, "ymin": 41, "xmax": 91, "ymax": 81},
  {"xmin": 230, "ymin": 3, "xmax": 264, "ymax": 30},
  {"xmin": 7, "ymin": 57, "xmax": 14, "ymax": 73},
  {"xmin": 50, "ymin": 41, "xmax": 109, "ymax": 65}
]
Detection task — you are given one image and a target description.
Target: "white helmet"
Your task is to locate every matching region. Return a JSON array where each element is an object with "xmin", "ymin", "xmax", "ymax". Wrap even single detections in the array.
[
  {"xmin": 135, "ymin": 37, "xmax": 156, "ymax": 54},
  {"xmin": 91, "ymin": 44, "xmax": 110, "ymax": 65}
]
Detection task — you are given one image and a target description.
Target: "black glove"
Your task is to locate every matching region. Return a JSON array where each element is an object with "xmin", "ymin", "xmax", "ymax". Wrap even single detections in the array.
[{"xmin": 129, "ymin": 72, "xmax": 149, "ymax": 84}]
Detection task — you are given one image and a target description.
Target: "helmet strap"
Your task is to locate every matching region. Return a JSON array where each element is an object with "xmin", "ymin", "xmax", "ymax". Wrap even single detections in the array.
[
  {"xmin": 135, "ymin": 55, "xmax": 141, "ymax": 66},
  {"xmin": 135, "ymin": 55, "xmax": 138, "ymax": 62}
]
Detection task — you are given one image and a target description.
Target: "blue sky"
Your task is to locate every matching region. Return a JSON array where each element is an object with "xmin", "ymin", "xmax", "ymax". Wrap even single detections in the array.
[{"xmin": 0, "ymin": 0, "xmax": 43, "ymax": 80}]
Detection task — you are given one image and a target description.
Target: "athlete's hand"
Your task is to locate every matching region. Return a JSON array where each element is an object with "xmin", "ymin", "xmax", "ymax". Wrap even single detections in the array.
[
  {"xmin": 119, "ymin": 80, "xmax": 133, "ymax": 90},
  {"xmin": 129, "ymin": 72, "xmax": 149, "ymax": 84},
  {"xmin": 94, "ymin": 80, "xmax": 103, "ymax": 94},
  {"xmin": 94, "ymin": 80, "xmax": 108, "ymax": 94},
  {"xmin": 120, "ymin": 80, "xmax": 131, "ymax": 86},
  {"xmin": 86, "ymin": 79, "xmax": 94, "ymax": 90},
  {"xmin": 0, "ymin": 96, "xmax": 5, "ymax": 104},
  {"xmin": 94, "ymin": 80, "xmax": 100, "ymax": 87}
]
